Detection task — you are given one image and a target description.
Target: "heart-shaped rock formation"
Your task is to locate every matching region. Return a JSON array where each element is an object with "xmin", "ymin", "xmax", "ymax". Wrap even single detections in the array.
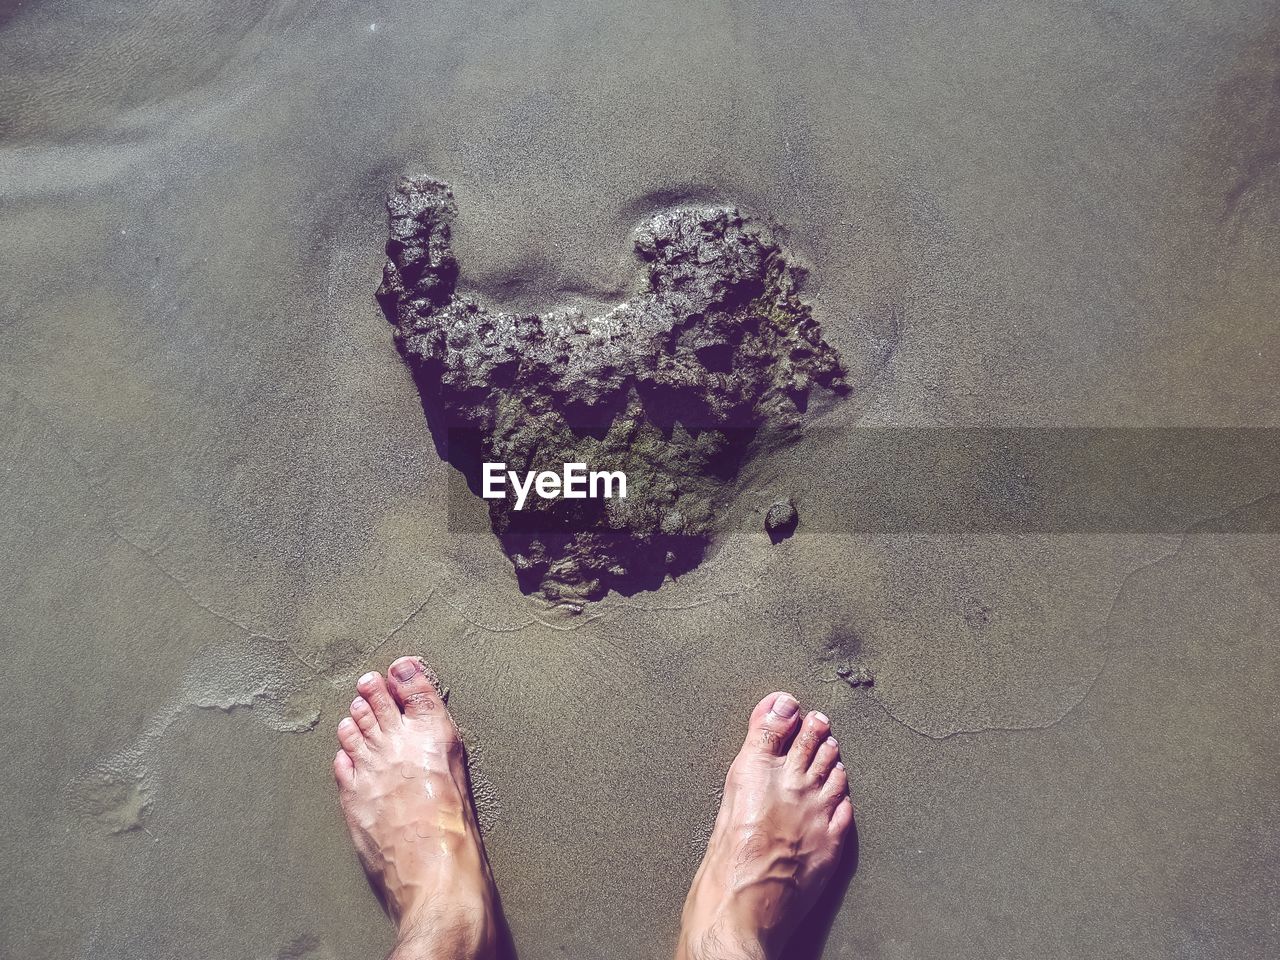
[{"xmin": 377, "ymin": 175, "xmax": 848, "ymax": 601}]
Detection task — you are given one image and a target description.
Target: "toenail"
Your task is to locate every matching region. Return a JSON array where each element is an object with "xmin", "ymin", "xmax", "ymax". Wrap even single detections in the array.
[
  {"xmin": 815, "ymin": 712, "xmax": 829, "ymax": 724},
  {"xmin": 826, "ymin": 736, "xmax": 837, "ymax": 746},
  {"xmin": 351, "ymin": 697, "xmax": 366, "ymax": 711},
  {"xmin": 771, "ymin": 694, "xmax": 799, "ymax": 718},
  {"xmin": 359, "ymin": 672, "xmax": 378, "ymax": 687},
  {"xmin": 391, "ymin": 660, "xmax": 419, "ymax": 682},
  {"xmin": 836, "ymin": 761, "xmax": 845, "ymax": 769}
]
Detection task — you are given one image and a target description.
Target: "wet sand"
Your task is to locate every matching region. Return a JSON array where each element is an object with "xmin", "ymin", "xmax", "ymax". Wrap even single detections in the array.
[{"xmin": 2, "ymin": 1, "xmax": 1278, "ymax": 958}]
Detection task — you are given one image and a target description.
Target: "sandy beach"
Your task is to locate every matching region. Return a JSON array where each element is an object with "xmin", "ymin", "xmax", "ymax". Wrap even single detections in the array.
[{"xmin": 2, "ymin": 1, "xmax": 1278, "ymax": 957}]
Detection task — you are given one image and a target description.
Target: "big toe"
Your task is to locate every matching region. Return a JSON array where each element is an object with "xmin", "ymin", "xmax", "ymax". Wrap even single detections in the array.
[
  {"xmin": 387, "ymin": 656, "xmax": 447, "ymax": 720},
  {"xmin": 744, "ymin": 691, "xmax": 802, "ymax": 757}
]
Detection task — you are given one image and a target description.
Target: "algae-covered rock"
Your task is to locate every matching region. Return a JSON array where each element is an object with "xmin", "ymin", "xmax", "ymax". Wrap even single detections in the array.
[{"xmin": 376, "ymin": 175, "xmax": 848, "ymax": 600}]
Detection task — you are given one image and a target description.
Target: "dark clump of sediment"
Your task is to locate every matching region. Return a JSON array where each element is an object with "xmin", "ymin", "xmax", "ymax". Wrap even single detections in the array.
[
  {"xmin": 376, "ymin": 175, "xmax": 848, "ymax": 601},
  {"xmin": 765, "ymin": 497, "xmax": 800, "ymax": 543}
]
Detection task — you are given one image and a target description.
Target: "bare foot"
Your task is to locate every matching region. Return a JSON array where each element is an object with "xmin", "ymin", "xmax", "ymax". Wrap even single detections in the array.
[
  {"xmin": 334, "ymin": 656, "xmax": 503, "ymax": 960},
  {"xmin": 677, "ymin": 692, "xmax": 854, "ymax": 960}
]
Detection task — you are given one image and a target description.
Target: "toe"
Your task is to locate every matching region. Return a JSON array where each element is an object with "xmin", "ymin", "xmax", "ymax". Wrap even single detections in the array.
[
  {"xmin": 810, "ymin": 735, "xmax": 840, "ymax": 779},
  {"xmin": 830, "ymin": 795, "xmax": 854, "ymax": 838},
  {"xmin": 787, "ymin": 710, "xmax": 831, "ymax": 771},
  {"xmin": 745, "ymin": 691, "xmax": 802, "ymax": 757},
  {"xmin": 820, "ymin": 762, "xmax": 849, "ymax": 811},
  {"xmin": 337, "ymin": 716, "xmax": 367, "ymax": 758},
  {"xmin": 356, "ymin": 671, "xmax": 401, "ymax": 728},
  {"xmin": 350, "ymin": 696, "xmax": 379, "ymax": 735},
  {"xmin": 386, "ymin": 656, "xmax": 444, "ymax": 719},
  {"xmin": 333, "ymin": 749, "xmax": 355, "ymax": 788}
]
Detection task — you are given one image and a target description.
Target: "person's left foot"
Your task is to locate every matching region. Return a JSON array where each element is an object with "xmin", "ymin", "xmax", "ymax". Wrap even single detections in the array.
[{"xmin": 334, "ymin": 656, "xmax": 502, "ymax": 960}]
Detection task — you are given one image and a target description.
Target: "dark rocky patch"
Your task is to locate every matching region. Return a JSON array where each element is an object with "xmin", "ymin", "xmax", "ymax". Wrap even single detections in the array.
[{"xmin": 376, "ymin": 175, "xmax": 848, "ymax": 600}]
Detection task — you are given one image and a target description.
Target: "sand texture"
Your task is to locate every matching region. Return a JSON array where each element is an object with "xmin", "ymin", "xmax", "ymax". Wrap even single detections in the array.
[{"xmin": 2, "ymin": 1, "xmax": 1279, "ymax": 958}]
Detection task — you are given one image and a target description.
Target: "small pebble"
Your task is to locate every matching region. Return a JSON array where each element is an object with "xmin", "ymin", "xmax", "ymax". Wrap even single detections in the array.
[{"xmin": 765, "ymin": 497, "xmax": 799, "ymax": 542}]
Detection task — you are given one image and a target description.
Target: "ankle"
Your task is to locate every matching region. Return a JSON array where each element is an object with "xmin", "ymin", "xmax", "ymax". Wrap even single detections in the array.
[
  {"xmin": 676, "ymin": 924, "xmax": 769, "ymax": 960},
  {"xmin": 393, "ymin": 904, "xmax": 499, "ymax": 960},
  {"xmin": 678, "ymin": 877, "xmax": 773, "ymax": 960}
]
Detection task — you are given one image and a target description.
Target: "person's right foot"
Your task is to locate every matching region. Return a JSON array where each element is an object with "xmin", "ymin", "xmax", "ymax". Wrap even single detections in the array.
[{"xmin": 677, "ymin": 692, "xmax": 854, "ymax": 960}]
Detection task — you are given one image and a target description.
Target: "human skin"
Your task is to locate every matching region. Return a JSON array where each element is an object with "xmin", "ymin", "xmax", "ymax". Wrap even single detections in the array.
[
  {"xmin": 334, "ymin": 661, "xmax": 852, "ymax": 960},
  {"xmin": 333, "ymin": 657, "xmax": 503, "ymax": 960},
  {"xmin": 676, "ymin": 692, "xmax": 854, "ymax": 960}
]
